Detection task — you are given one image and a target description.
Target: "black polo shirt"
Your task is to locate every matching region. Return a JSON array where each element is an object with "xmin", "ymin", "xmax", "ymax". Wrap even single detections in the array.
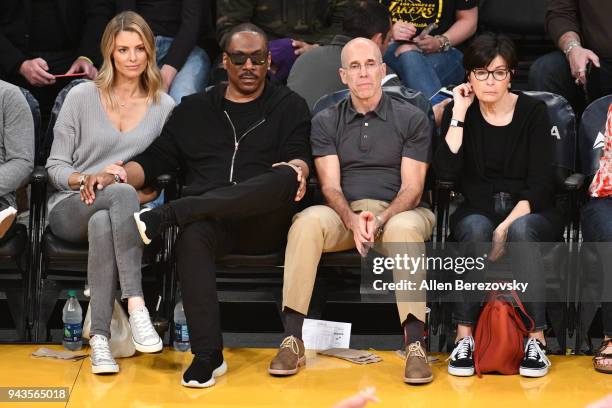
[{"xmin": 311, "ymin": 92, "xmax": 431, "ymax": 202}]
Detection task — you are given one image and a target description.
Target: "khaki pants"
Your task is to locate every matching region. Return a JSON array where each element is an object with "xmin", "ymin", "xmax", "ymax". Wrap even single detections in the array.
[{"xmin": 282, "ymin": 199, "xmax": 436, "ymax": 323}]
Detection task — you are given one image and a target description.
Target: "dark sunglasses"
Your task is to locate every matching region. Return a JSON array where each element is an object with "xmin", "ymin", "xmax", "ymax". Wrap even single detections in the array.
[{"xmin": 226, "ymin": 51, "xmax": 268, "ymax": 66}]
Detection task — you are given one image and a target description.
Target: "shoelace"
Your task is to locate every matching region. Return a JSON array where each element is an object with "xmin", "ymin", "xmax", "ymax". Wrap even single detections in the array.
[
  {"xmin": 406, "ymin": 341, "xmax": 426, "ymax": 359},
  {"xmin": 446, "ymin": 336, "xmax": 473, "ymax": 362},
  {"xmin": 91, "ymin": 336, "xmax": 113, "ymax": 362},
  {"xmin": 280, "ymin": 336, "xmax": 300, "ymax": 355},
  {"xmin": 131, "ymin": 308, "xmax": 158, "ymax": 342},
  {"xmin": 524, "ymin": 338, "xmax": 551, "ymax": 367}
]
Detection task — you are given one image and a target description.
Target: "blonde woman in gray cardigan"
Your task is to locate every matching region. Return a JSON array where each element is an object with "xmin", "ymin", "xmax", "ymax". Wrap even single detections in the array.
[{"xmin": 45, "ymin": 12, "xmax": 174, "ymax": 375}]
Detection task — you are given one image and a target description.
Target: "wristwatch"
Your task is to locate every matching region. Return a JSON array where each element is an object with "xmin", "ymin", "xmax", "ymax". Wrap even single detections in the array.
[
  {"xmin": 450, "ymin": 118, "xmax": 464, "ymax": 128},
  {"xmin": 436, "ymin": 35, "xmax": 451, "ymax": 52},
  {"xmin": 374, "ymin": 215, "xmax": 385, "ymax": 240}
]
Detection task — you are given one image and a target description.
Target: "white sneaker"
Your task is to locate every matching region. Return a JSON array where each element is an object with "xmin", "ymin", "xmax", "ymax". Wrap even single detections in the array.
[
  {"xmin": 90, "ymin": 335, "xmax": 119, "ymax": 374},
  {"xmin": 129, "ymin": 306, "xmax": 163, "ymax": 353},
  {"xmin": 0, "ymin": 206, "xmax": 17, "ymax": 239}
]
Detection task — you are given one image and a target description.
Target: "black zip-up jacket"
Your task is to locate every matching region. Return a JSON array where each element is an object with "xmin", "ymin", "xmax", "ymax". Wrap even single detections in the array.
[{"xmin": 131, "ymin": 82, "xmax": 312, "ymax": 196}]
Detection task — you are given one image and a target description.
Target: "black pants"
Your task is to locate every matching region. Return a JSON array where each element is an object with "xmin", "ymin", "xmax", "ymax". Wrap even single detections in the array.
[
  {"xmin": 0, "ymin": 219, "xmax": 17, "ymax": 245},
  {"xmin": 173, "ymin": 166, "xmax": 299, "ymax": 353},
  {"xmin": 451, "ymin": 194, "xmax": 564, "ymax": 330}
]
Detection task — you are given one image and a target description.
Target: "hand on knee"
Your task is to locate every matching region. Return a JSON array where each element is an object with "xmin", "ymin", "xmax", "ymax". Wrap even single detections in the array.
[{"xmin": 507, "ymin": 218, "xmax": 537, "ymax": 242}]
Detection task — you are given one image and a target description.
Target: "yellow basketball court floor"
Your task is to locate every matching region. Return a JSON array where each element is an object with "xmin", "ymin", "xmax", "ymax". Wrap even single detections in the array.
[{"xmin": 0, "ymin": 345, "xmax": 610, "ymax": 407}]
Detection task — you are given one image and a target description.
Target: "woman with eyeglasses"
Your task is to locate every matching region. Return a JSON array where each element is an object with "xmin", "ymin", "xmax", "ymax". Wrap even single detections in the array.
[{"xmin": 434, "ymin": 33, "xmax": 564, "ymax": 378}]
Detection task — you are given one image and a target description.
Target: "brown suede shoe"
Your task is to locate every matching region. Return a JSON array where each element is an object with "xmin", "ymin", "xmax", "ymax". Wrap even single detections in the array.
[
  {"xmin": 268, "ymin": 336, "xmax": 305, "ymax": 376},
  {"xmin": 404, "ymin": 341, "xmax": 433, "ymax": 384}
]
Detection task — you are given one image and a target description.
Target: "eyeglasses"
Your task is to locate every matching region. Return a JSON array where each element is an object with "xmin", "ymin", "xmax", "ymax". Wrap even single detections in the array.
[
  {"xmin": 472, "ymin": 68, "xmax": 510, "ymax": 81},
  {"xmin": 226, "ymin": 51, "xmax": 268, "ymax": 66},
  {"xmin": 344, "ymin": 61, "xmax": 381, "ymax": 74}
]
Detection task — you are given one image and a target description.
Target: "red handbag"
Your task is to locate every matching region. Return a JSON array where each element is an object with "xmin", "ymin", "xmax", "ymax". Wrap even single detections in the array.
[{"xmin": 473, "ymin": 290, "xmax": 534, "ymax": 377}]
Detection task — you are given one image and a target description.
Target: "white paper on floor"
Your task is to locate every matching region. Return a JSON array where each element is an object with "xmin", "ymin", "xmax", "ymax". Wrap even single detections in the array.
[{"xmin": 302, "ymin": 318, "xmax": 351, "ymax": 350}]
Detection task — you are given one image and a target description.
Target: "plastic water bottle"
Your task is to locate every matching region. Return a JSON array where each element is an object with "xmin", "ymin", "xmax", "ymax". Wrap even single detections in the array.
[
  {"xmin": 62, "ymin": 290, "xmax": 83, "ymax": 350},
  {"xmin": 173, "ymin": 300, "xmax": 190, "ymax": 352}
]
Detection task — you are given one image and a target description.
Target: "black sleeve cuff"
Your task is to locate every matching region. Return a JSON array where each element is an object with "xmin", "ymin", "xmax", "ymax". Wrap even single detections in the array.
[{"xmin": 131, "ymin": 155, "xmax": 159, "ymax": 189}]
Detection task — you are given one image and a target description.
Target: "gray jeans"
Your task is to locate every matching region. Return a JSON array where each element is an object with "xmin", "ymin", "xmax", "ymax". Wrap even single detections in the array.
[{"xmin": 48, "ymin": 183, "xmax": 143, "ymax": 338}]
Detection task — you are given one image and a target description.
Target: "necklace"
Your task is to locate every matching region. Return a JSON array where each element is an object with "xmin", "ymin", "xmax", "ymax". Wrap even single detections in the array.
[
  {"xmin": 112, "ymin": 92, "xmax": 132, "ymax": 109},
  {"xmin": 116, "ymin": 97, "xmax": 129, "ymax": 109}
]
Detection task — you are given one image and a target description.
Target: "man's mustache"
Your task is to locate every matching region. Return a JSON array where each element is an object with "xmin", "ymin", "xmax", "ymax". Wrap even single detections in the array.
[{"xmin": 239, "ymin": 71, "xmax": 258, "ymax": 79}]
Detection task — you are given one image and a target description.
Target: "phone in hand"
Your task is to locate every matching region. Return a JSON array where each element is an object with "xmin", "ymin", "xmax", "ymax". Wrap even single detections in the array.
[
  {"xmin": 53, "ymin": 72, "xmax": 87, "ymax": 79},
  {"xmin": 430, "ymin": 86, "xmax": 454, "ymax": 105},
  {"xmin": 398, "ymin": 22, "xmax": 438, "ymax": 46},
  {"xmin": 417, "ymin": 22, "xmax": 439, "ymax": 39}
]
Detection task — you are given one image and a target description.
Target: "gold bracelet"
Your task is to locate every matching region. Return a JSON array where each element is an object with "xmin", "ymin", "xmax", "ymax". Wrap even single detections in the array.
[{"xmin": 77, "ymin": 56, "xmax": 94, "ymax": 65}]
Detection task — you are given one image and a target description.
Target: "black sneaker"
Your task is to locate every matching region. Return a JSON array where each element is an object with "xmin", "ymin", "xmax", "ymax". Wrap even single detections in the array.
[
  {"xmin": 133, "ymin": 205, "xmax": 176, "ymax": 245},
  {"xmin": 520, "ymin": 338, "xmax": 551, "ymax": 377},
  {"xmin": 447, "ymin": 336, "xmax": 475, "ymax": 376},
  {"xmin": 181, "ymin": 350, "xmax": 228, "ymax": 388}
]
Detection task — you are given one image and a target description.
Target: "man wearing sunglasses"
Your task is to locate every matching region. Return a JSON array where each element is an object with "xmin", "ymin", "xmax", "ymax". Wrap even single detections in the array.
[{"xmin": 86, "ymin": 23, "xmax": 312, "ymax": 388}]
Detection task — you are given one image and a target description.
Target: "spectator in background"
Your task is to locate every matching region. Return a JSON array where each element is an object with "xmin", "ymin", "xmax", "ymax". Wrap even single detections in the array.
[
  {"xmin": 216, "ymin": 0, "xmax": 357, "ymax": 82},
  {"xmin": 117, "ymin": 0, "xmax": 211, "ymax": 104},
  {"xmin": 287, "ymin": 0, "xmax": 395, "ymax": 109},
  {"xmin": 0, "ymin": 80, "xmax": 35, "ymax": 241},
  {"xmin": 0, "ymin": 0, "xmax": 113, "ymax": 118},
  {"xmin": 380, "ymin": 0, "xmax": 478, "ymax": 102},
  {"xmin": 529, "ymin": 1, "xmax": 612, "ymax": 115},
  {"xmin": 45, "ymin": 12, "xmax": 174, "ymax": 375},
  {"xmin": 217, "ymin": 0, "xmax": 355, "ymax": 54}
]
